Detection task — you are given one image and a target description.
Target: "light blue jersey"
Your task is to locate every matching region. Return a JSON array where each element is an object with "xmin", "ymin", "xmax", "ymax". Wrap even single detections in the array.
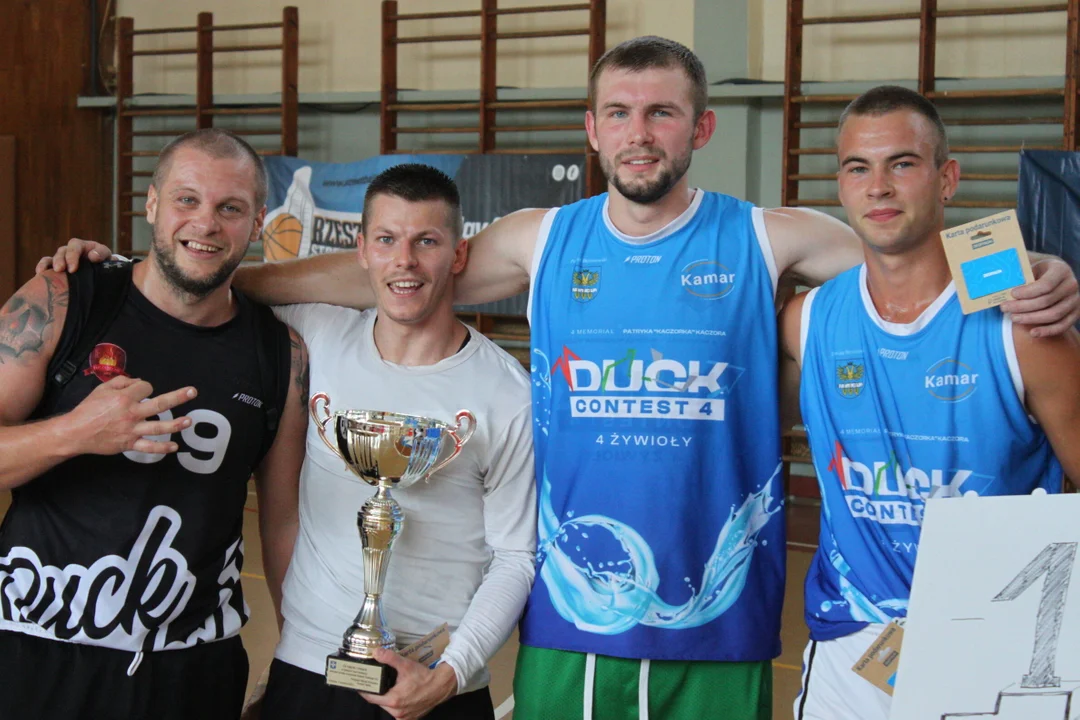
[
  {"xmin": 800, "ymin": 264, "xmax": 1062, "ymax": 642},
  {"xmin": 520, "ymin": 190, "xmax": 786, "ymax": 661}
]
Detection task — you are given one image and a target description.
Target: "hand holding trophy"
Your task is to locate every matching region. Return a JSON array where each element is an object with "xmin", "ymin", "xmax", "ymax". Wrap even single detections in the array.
[{"xmin": 309, "ymin": 392, "xmax": 476, "ymax": 694}]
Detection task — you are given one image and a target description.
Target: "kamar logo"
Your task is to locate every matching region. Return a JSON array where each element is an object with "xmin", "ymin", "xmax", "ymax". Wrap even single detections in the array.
[
  {"xmin": 925, "ymin": 358, "xmax": 978, "ymax": 402},
  {"xmin": 681, "ymin": 260, "xmax": 736, "ymax": 299}
]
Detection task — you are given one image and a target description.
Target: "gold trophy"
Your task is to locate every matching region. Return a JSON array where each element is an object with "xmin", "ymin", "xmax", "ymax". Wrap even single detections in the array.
[{"xmin": 309, "ymin": 392, "xmax": 476, "ymax": 694}]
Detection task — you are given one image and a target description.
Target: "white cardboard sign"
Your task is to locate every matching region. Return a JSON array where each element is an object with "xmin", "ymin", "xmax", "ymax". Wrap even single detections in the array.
[{"xmin": 891, "ymin": 491, "xmax": 1080, "ymax": 720}]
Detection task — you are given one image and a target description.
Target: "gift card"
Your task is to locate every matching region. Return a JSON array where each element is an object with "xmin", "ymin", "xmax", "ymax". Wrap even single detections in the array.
[
  {"xmin": 399, "ymin": 623, "xmax": 450, "ymax": 668},
  {"xmin": 941, "ymin": 210, "xmax": 1034, "ymax": 314},
  {"xmin": 852, "ymin": 620, "xmax": 905, "ymax": 696}
]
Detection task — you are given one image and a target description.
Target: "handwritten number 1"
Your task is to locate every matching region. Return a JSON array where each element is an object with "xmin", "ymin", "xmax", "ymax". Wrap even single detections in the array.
[{"xmin": 993, "ymin": 542, "xmax": 1077, "ymax": 689}]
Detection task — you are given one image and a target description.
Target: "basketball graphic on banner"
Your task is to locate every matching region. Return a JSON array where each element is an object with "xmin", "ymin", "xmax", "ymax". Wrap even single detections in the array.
[{"xmin": 261, "ymin": 212, "xmax": 303, "ymax": 261}]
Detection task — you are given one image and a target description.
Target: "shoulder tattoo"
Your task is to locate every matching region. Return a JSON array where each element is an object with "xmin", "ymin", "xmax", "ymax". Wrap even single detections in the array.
[
  {"xmin": 0, "ymin": 275, "xmax": 67, "ymax": 365},
  {"xmin": 289, "ymin": 329, "xmax": 309, "ymax": 408}
]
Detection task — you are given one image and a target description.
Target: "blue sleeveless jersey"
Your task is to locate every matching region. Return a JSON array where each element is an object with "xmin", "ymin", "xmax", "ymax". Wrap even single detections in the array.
[
  {"xmin": 801, "ymin": 265, "xmax": 1062, "ymax": 642},
  {"xmin": 520, "ymin": 191, "xmax": 785, "ymax": 661}
]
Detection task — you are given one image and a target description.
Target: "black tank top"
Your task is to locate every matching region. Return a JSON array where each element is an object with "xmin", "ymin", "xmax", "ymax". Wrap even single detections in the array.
[{"xmin": 0, "ymin": 282, "xmax": 288, "ymax": 652}]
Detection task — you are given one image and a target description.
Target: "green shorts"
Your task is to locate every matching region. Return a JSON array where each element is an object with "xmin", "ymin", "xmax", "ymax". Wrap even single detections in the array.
[{"xmin": 512, "ymin": 645, "xmax": 772, "ymax": 720}]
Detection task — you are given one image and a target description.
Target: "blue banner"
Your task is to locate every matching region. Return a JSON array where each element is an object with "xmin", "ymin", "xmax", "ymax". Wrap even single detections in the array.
[{"xmin": 258, "ymin": 153, "xmax": 585, "ymax": 315}]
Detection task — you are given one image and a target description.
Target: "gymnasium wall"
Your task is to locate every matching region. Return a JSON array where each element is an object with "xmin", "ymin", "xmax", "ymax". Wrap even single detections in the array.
[
  {"xmin": 105, "ymin": 0, "xmax": 1070, "ymax": 253},
  {"xmin": 115, "ymin": 0, "xmax": 693, "ymax": 94},
  {"xmin": 753, "ymin": 0, "xmax": 1069, "ymax": 82},
  {"xmin": 116, "ymin": 0, "xmax": 1070, "ymax": 91}
]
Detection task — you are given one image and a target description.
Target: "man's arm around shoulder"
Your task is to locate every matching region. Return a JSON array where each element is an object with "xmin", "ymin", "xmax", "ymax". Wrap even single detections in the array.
[
  {"xmin": 40, "ymin": 208, "xmax": 549, "ymax": 312},
  {"xmin": 779, "ymin": 291, "xmax": 810, "ymax": 430},
  {"xmin": 779, "ymin": 290, "xmax": 809, "ymax": 367},
  {"xmin": 225, "ymin": 206, "xmax": 545, "ymax": 311},
  {"xmin": 762, "ymin": 210, "xmax": 1080, "ymax": 336},
  {"xmin": 234, "ymin": 252, "xmax": 372, "ymax": 309},
  {"xmin": 764, "ymin": 207, "xmax": 864, "ymax": 287},
  {"xmin": 453, "ymin": 208, "xmax": 547, "ymax": 305}
]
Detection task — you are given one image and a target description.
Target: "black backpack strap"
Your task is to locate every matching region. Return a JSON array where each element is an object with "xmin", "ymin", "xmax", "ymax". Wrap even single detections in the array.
[
  {"xmin": 245, "ymin": 297, "xmax": 292, "ymax": 469},
  {"xmin": 44, "ymin": 260, "xmax": 133, "ymax": 398}
]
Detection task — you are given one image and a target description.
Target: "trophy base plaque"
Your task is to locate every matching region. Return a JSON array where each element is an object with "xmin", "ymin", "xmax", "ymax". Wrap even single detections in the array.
[{"xmin": 325, "ymin": 652, "xmax": 397, "ymax": 694}]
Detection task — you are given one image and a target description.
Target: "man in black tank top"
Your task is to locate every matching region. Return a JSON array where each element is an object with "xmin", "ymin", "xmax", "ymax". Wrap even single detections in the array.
[{"xmin": 0, "ymin": 129, "xmax": 309, "ymax": 720}]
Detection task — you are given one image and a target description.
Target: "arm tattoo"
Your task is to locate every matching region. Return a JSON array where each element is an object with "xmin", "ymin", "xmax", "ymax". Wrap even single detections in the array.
[
  {"xmin": 0, "ymin": 276, "xmax": 67, "ymax": 364},
  {"xmin": 289, "ymin": 331, "xmax": 309, "ymax": 407}
]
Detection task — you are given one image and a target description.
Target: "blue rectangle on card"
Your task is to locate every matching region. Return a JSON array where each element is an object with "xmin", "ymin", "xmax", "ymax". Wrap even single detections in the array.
[{"xmin": 960, "ymin": 248, "xmax": 1025, "ymax": 299}]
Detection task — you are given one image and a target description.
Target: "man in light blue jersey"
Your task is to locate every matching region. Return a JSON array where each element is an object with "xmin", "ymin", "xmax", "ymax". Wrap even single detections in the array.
[
  {"xmin": 781, "ymin": 85, "xmax": 1080, "ymax": 720},
  {"xmin": 42, "ymin": 42, "xmax": 1080, "ymax": 720}
]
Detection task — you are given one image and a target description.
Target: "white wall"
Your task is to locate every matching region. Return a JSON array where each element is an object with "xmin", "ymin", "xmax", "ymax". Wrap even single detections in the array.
[{"xmin": 116, "ymin": 0, "xmax": 695, "ymax": 95}]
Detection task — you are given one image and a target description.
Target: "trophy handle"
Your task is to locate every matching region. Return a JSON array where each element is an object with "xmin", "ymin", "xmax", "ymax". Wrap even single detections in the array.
[
  {"xmin": 429, "ymin": 409, "xmax": 476, "ymax": 476},
  {"xmin": 309, "ymin": 392, "xmax": 343, "ymax": 459}
]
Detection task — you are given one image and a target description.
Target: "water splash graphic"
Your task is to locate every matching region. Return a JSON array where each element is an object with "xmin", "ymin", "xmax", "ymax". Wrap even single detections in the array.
[
  {"xmin": 538, "ymin": 463, "xmax": 783, "ymax": 634},
  {"xmin": 827, "ymin": 548, "xmax": 906, "ymax": 622},
  {"xmin": 820, "ymin": 471, "xmax": 909, "ymax": 621}
]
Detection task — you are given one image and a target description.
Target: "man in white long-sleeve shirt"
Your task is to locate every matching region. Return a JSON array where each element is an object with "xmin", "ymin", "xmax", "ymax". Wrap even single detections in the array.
[{"xmin": 260, "ymin": 163, "xmax": 536, "ymax": 720}]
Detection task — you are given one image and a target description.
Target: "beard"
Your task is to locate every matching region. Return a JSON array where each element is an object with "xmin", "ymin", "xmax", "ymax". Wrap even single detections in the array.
[
  {"xmin": 599, "ymin": 142, "xmax": 694, "ymax": 205},
  {"xmin": 150, "ymin": 224, "xmax": 246, "ymax": 299}
]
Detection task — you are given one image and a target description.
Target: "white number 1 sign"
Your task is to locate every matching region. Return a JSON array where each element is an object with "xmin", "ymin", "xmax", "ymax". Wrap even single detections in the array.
[{"xmin": 891, "ymin": 493, "xmax": 1080, "ymax": 720}]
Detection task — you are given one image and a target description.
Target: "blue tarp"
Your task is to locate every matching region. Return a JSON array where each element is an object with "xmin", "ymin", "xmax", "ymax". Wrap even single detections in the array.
[{"xmin": 1017, "ymin": 150, "xmax": 1080, "ymax": 284}]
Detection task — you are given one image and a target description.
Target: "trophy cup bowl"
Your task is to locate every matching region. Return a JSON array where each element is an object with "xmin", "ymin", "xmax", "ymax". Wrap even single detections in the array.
[{"xmin": 309, "ymin": 393, "xmax": 475, "ymax": 694}]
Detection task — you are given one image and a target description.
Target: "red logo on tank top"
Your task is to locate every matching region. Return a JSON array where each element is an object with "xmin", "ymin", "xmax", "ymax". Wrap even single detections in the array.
[{"xmin": 84, "ymin": 342, "xmax": 129, "ymax": 382}]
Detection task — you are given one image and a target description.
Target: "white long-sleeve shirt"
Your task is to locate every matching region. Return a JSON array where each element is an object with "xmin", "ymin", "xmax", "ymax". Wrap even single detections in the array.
[{"xmin": 272, "ymin": 304, "xmax": 536, "ymax": 693}]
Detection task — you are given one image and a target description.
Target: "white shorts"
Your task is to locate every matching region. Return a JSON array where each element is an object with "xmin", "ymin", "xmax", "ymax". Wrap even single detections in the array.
[{"xmin": 793, "ymin": 625, "xmax": 893, "ymax": 720}]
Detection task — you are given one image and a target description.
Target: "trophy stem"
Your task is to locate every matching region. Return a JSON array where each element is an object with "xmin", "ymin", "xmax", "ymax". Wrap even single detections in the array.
[{"xmin": 340, "ymin": 480, "xmax": 403, "ymax": 660}]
